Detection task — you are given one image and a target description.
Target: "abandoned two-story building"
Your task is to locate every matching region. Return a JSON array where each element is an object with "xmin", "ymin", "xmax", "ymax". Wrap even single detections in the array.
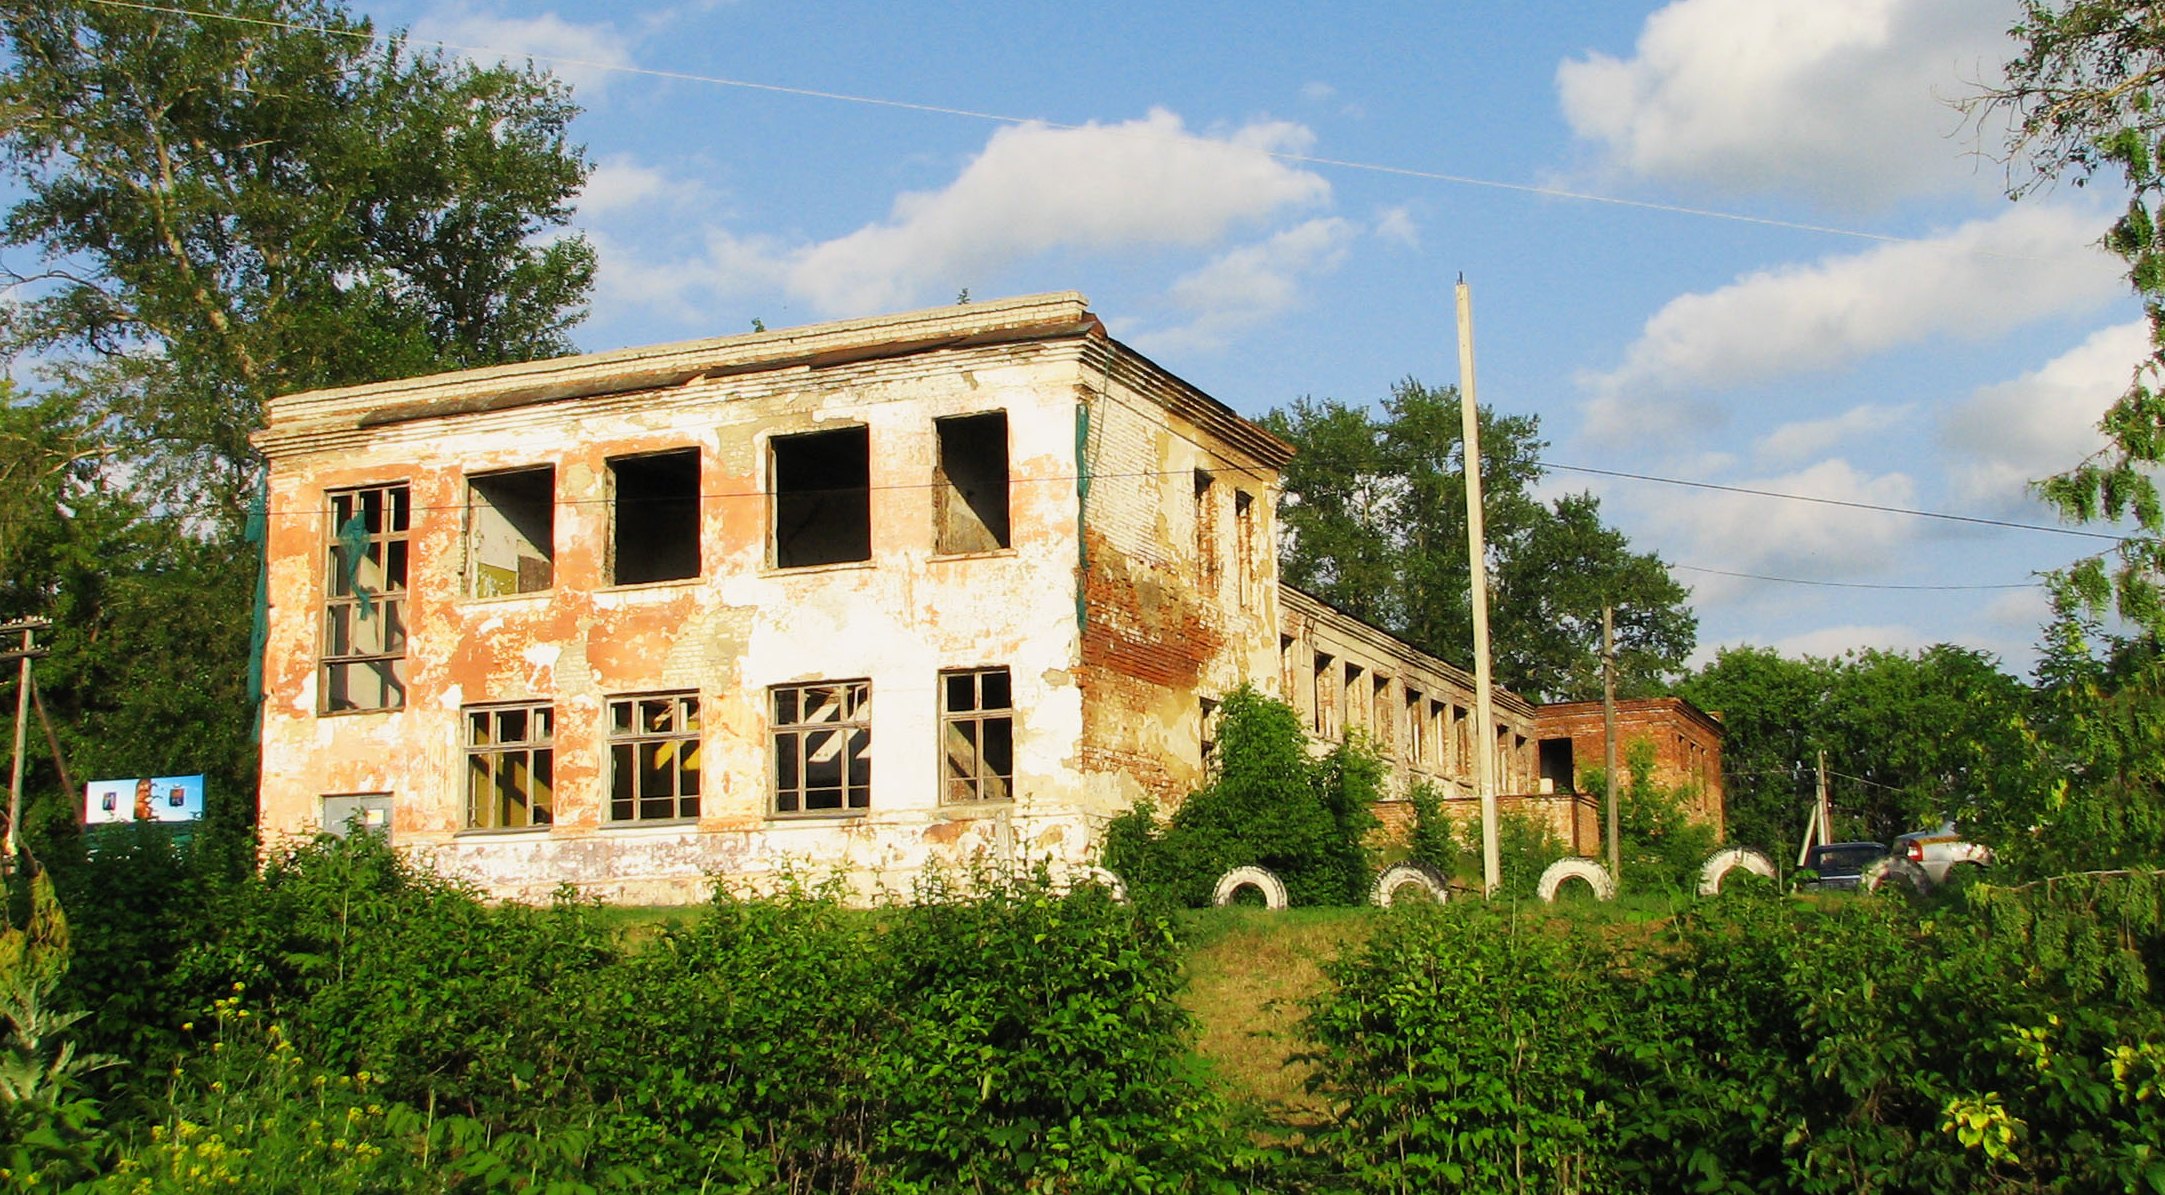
[{"xmin": 254, "ymin": 292, "xmax": 1718, "ymax": 902}]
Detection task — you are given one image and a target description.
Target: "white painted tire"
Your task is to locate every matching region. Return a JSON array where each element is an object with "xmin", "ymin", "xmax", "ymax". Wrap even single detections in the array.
[
  {"xmin": 1863, "ymin": 856, "xmax": 1930, "ymax": 895},
  {"xmin": 1070, "ymin": 865, "xmax": 1129, "ymax": 903},
  {"xmin": 1698, "ymin": 847, "xmax": 1777, "ymax": 897},
  {"xmin": 1370, "ymin": 862, "xmax": 1450, "ymax": 906},
  {"xmin": 1537, "ymin": 857, "xmax": 1618, "ymax": 902},
  {"xmin": 1212, "ymin": 866, "xmax": 1288, "ymax": 909}
]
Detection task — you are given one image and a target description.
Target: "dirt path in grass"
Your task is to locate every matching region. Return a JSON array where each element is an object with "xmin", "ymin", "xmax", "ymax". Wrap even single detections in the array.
[{"xmin": 1176, "ymin": 908, "xmax": 1374, "ymax": 1126}]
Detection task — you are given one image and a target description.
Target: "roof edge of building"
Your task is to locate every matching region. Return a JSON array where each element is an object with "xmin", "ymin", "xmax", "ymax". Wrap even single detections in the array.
[{"xmin": 1280, "ymin": 583, "xmax": 1535, "ymax": 717}]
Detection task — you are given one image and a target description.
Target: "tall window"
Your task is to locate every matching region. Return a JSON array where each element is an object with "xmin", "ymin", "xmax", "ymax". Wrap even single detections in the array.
[
  {"xmin": 1193, "ymin": 469, "xmax": 1218, "ymax": 587},
  {"xmin": 467, "ymin": 467, "xmax": 554, "ymax": 596},
  {"xmin": 466, "ymin": 703, "xmax": 553, "ymax": 829},
  {"xmin": 935, "ymin": 412, "xmax": 1010, "ymax": 553},
  {"xmin": 772, "ymin": 681, "xmax": 871, "ymax": 814},
  {"xmin": 610, "ymin": 449, "xmax": 700, "ymax": 584},
  {"xmin": 772, "ymin": 427, "xmax": 871, "ymax": 567},
  {"xmin": 941, "ymin": 668, "xmax": 1013, "ymax": 803},
  {"xmin": 322, "ymin": 483, "xmax": 410, "ymax": 712},
  {"xmin": 610, "ymin": 692, "xmax": 701, "ymax": 822}
]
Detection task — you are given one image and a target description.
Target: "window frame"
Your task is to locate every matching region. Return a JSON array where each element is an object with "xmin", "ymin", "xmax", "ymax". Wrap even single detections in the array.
[
  {"xmin": 320, "ymin": 482, "xmax": 412, "ymax": 715},
  {"xmin": 607, "ymin": 691, "xmax": 703, "ymax": 824},
  {"xmin": 770, "ymin": 679, "xmax": 872, "ymax": 816},
  {"xmin": 464, "ymin": 465, "xmax": 556, "ymax": 599},
  {"xmin": 463, "ymin": 701, "xmax": 555, "ymax": 831},
  {"xmin": 940, "ymin": 667, "xmax": 1014, "ymax": 804},
  {"xmin": 769, "ymin": 425, "xmax": 873, "ymax": 570},
  {"xmin": 607, "ymin": 447, "xmax": 702, "ymax": 587}
]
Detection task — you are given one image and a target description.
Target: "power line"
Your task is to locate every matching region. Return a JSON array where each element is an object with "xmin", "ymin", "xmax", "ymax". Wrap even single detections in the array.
[
  {"xmin": 1671, "ymin": 563, "xmax": 2039, "ymax": 592},
  {"xmin": 76, "ymin": 0, "xmax": 2059, "ymax": 257},
  {"xmin": 1543, "ymin": 460, "xmax": 2130, "ymax": 543}
]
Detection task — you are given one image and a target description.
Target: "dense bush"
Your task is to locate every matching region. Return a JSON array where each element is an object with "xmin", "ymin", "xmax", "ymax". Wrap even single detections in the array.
[{"xmin": 1103, "ymin": 685, "xmax": 1383, "ymax": 907}]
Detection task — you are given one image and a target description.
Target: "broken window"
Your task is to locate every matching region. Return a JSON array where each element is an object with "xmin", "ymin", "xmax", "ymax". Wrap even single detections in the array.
[
  {"xmin": 1451, "ymin": 704, "xmax": 1468, "ymax": 773},
  {"xmin": 1373, "ymin": 675, "xmax": 1392, "ymax": 753},
  {"xmin": 941, "ymin": 668, "xmax": 1013, "ymax": 803},
  {"xmin": 1344, "ymin": 664, "xmax": 1366, "ymax": 734},
  {"xmin": 609, "ymin": 449, "xmax": 701, "ymax": 585},
  {"xmin": 935, "ymin": 412, "xmax": 1010, "ymax": 553},
  {"xmin": 773, "ymin": 680, "xmax": 871, "ymax": 814},
  {"xmin": 772, "ymin": 426, "xmax": 870, "ymax": 568},
  {"xmin": 610, "ymin": 692, "xmax": 702, "ymax": 822},
  {"xmin": 1194, "ymin": 469, "xmax": 1218, "ymax": 587},
  {"xmin": 465, "ymin": 703, "xmax": 554, "ymax": 830},
  {"xmin": 322, "ymin": 483, "xmax": 410, "ymax": 713},
  {"xmin": 321, "ymin": 793, "xmax": 392, "ymax": 840},
  {"xmin": 1539, "ymin": 737, "xmax": 1577, "ymax": 793},
  {"xmin": 1199, "ymin": 696, "xmax": 1220, "ymax": 770},
  {"xmin": 467, "ymin": 467, "xmax": 554, "ymax": 597}
]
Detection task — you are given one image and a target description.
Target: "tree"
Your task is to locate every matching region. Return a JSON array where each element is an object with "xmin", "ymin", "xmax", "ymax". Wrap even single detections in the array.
[
  {"xmin": 1263, "ymin": 379, "xmax": 1696, "ymax": 702},
  {"xmin": 1678, "ymin": 645, "xmax": 2032, "ymax": 856},
  {"xmin": 0, "ymin": 0, "xmax": 596, "ymax": 835},
  {"xmin": 0, "ymin": 0, "xmax": 595, "ymax": 525}
]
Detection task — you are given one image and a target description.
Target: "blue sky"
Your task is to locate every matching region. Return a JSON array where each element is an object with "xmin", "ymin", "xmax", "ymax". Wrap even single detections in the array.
[{"xmin": 363, "ymin": 0, "xmax": 2145, "ymax": 674}]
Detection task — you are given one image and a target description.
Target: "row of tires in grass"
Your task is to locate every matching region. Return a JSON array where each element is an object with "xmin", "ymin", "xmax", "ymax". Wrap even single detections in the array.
[{"xmin": 1083, "ymin": 846, "xmax": 1949, "ymax": 909}]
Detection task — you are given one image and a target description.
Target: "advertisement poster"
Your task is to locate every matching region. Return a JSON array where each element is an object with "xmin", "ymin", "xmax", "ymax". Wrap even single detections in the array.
[{"xmin": 84, "ymin": 774, "xmax": 206, "ymax": 824}]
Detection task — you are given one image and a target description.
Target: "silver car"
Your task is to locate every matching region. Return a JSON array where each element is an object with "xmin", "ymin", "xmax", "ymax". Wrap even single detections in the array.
[{"xmin": 1892, "ymin": 822, "xmax": 1993, "ymax": 885}]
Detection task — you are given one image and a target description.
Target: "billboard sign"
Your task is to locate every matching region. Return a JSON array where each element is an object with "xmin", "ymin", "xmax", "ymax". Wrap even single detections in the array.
[{"xmin": 84, "ymin": 774, "xmax": 206, "ymax": 824}]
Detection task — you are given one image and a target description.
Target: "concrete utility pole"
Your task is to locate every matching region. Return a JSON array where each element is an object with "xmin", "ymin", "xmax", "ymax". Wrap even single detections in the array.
[
  {"xmin": 2, "ymin": 617, "xmax": 52, "ymax": 874},
  {"xmin": 1455, "ymin": 277, "xmax": 1500, "ymax": 896},
  {"xmin": 1603, "ymin": 605, "xmax": 1620, "ymax": 887}
]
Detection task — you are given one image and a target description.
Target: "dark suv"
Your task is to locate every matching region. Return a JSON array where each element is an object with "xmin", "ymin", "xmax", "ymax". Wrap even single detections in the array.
[{"xmin": 1797, "ymin": 842, "xmax": 1891, "ymax": 891}]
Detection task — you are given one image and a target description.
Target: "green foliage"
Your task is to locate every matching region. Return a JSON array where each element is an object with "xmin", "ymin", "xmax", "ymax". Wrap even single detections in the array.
[
  {"xmin": 1301, "ymin": 903, "xmax": 1616, "ymax": 1190},
  {"xmin": 1105, "ymin": 686, "xmax": 1381, "ymax": 907},
  {"xmin": 1580, "ymin": 738, "xmax": 1720, "ymax": 896},
  {"xmin": 0, "ymin": 868, "xmax": 117, "ymax": 1189},
  {"xmin": 1477, "ymin": 807, "xmax": 1570, "ymax": 902},
  {"xmin": 1679, "ymin": 644, "xmax": 2032, "ymax": 856},
  {"xmin": 1264, "ymin": 380, "xmax": 1696, "ymax": 701},
  {"xmin": 1404, "ymin": 782, "xmax": 1465, "ymax": 880}
]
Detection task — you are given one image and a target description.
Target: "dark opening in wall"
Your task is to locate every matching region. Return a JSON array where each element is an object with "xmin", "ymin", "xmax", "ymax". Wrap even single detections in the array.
[
  {"xmin": 1539, "ymin": 735, "xmax": 1573, "ymax": 792},
  {"xmin": 467, "ymin": 467, "xmax": 554, "ymax": 597},
  {"xmin": 772, "ymin": 426, "xmax": 870, "ymax": 567},
  {"xmin": 935, "ymin": 412, "xmax": 1010, "ymax": 553},
  {"xmin": 611, "ymin": 449, "xmax": 701, "ymax": 584}
]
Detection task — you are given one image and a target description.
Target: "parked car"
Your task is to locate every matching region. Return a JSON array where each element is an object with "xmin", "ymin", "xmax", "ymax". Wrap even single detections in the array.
[
  {"xmin": 1891, "ymin": 822, "xmax": 1993, "ymax": 885},
  {"xmin": 1796, "ymin": 841, "xmax": 1891, "ymax": 891}
]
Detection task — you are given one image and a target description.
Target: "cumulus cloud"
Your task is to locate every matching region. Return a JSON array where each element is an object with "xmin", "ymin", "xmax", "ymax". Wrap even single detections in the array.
[
  {"xmin": 412, "ymin": 8, "xmax": 636, "ymax": 94},
  {"xmin": 1580, "ymin": 204, "xmax": 2121, "ymax": 430},
  {"xmin": 1556, "ymin": 0, "xmax": 2010, "ymax": 207},
  {"xmin": 782, "ymin": 110, "xmax": 1330, "ymax": 314},
  {"xmin": 1757, "ymin": 404, "xmax": 1912, "ymax": 465},
  {"xmin": 1131, "ymin": 218, "xmax": 1357, "ymax": 353},
  {"xmin": 1373, "ymin": 205, "xmax": 1419, "ymax": 246},
  {"xmin": 1940, "ymin": 319, "xmax": 2151, "ymax": 510},
  {"xmin": 577, "ymin": 157, "xmax": 704, "ymax": 219},
  {"xmin": 1644, "ymin": 459, "xmax": 1923, "ymax": 595},
  {"xmin": 1770, "ymin": 623, "xmax": 1930, "ymax": 656}
]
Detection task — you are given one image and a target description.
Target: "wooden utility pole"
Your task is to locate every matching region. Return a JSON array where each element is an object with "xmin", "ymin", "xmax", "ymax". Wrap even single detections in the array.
[
  {"xmin": 1455, "ymin": 277, "xmax": 1500, "ymax": 896},
  {"xmin": 1816, "ymin": 750, "xmax": 1833, "ymax": 845},
  {"xmin": 1602, "ymin": 605, "xmax": 1620, "ymax": 887},
  {"xmin": 3, "ymin": 617, "xmax": 52, "ymax": 874}
]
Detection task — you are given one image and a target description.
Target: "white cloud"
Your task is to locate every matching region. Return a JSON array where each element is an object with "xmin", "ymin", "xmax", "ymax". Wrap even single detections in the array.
[
  {"xmin": 1556, "ymin": 0, "xmax": 2011, "ymax": 207},
  {"xmin": 1132, "ymin": 218, "xmax": 1357, "ymax": 353},
  {"xmin": 1373, "ymin": 204, "xmax": 1419, "ymax": 246},
  {"xmin": 1757, "ymin": 403, "xmax": 1912, "ymax": 465},
  {"xmin": 1940, "ymin": 319, "xmax": 2151, "ymax": 511},
  {"xmin": 1770, "ymin": 623, "xmax": 1930, "ymax": 656},
  {"xmin": 779, "ymin": 110, "xmax": 1329, "ymax": 314},
  {"xmin": 412, "ymin": 8, "xmax": 636, "ymax": 95},
  {"xmin": 1581, "ymin": 204, "xmax": 2121, "ymax": 426},
  {"xmin": 577, "ymin": 157, "xmax": 703, "ymax": 219},
  {"xmin": 1646, "ymin": 458, "xmax": 1922, "ymax": 593},
  {"xmin": 1301, "ymin": 81, "xmax": 1337, "ymax": 102}
]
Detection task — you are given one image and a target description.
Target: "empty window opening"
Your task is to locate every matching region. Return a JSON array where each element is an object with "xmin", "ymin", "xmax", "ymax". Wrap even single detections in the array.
[
  {"xmin": 1313, "ymin": 653, "xmax": 1337, "ymax": 737},
  {"xmin": 1280, "ymin": 634, "xmax": 1298, "ymax": 695},
  {"xmin": 935, "ymin": 413, "xmax": 1010, "ymax": 553},
  {"xmin": 610, "ymin": 692, "xmax": 702, "ymax": 822},
  {"xmin": 321, "ymin": 793, "xmax": 392, "ymax": 840},
  {"xmin": 467, "ymin": 467, "xmax": 554, "ymax": 597},
  {"xmin": 322, "ymin": 483, "xmax": 410, "ymax": 713},
  {"xmin": 773, "ymin": 680, "xmax": 871, "ymax": 814},
  {"xmin": 1234, "ymin": 489, "xmax": 1256, "ymax": 604},
  {"xmin": 610, "ymin": 450, "xmax": 700, "ymax": 585},
  {"xmin": 1405, "ymin": 687, "xmax": 1426, "ymax": 764},
  {"xmin": 772, "ymin": 426, "xmax": 871, "ymax": 568},
  {"xmin": 1539, "ymin": 738, "xmax": 1577, "ymax": 793},
  {"xmin": 1194, "ymin": 469, "xmax": 1219, "ymax": 586},
  {"xmin": 1199, "ymin": 696, "xmax": 1220, "ymax": 770},
  {"xmin": 466, "ymin": 703, "xmax": 553, "ymax": 829},
  {"xmin": 1344, "ymin": 664, "xmax": 1366, "ymax": 734},
  {"xmin": 942, "ymin": 668, "xmax": 1013, "ymax": 803},
  {"xmin": 1373, "ymin": 675, "xmax": 1392, "ymax": 754}
]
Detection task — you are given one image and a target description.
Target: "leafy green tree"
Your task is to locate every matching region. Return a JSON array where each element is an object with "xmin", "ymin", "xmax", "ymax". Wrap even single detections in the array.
[
  {"xmin": 1264, "ymin": 379, "xmax": 1696, "ymax": 701},
  {"xmin": 0, "ymin": 0, "xmax": 595, "ymax": 525},
  {"xmin": 0, "ymin": 0, "xmax": 596, "ymax": 835}
]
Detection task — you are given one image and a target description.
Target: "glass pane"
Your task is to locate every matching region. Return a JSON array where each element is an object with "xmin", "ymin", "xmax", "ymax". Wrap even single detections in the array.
[
  {"xmin": 532, "ymin": 752, "xmax": 553, "ymax": 821},
  {"xmin": 680, "ymin": 794, "xmax": 700, "ymax": 819},
  {"xmin": 682, "ymin": 742, "xmax": 701, "ymax": 793},
  {"xmin": 945, "ymin": 673, "xmax": 975, "ymax": 713},
  {"xmin": 385, "ymin": 539, "xmax": 409, "ymax": 590},
  {"xmin": 498, "ymin": 708, "xmax": 527, "ymax": 744},
  {"xmin": 983, "ymin": 715, "xmax": 1013, "ymax": 780},
  {"xmin": 803, "ymin": 687, "xmax": 840, "ymax": 724},
  {"xmin": 981, "ymin": 669, "xmax": 1010, "ymax": 711},
  {"xmin": 389, "ymin": 486, "xmax": 410, "ymax": 532},
  {"xmin": 611, "ymin": 743, "xmax": 635, "ymax": 805},
  {"xmin": 944, "ymin": 720, "xmax": 978, "ymax": 782},
  {"xmin": 804, "ymin": 729, "xmax": 843, "ymax": 788},
  {"xmin": 774, "ymin": 688, "xmax": 798, "ymax": 725},
  {"xmin": 640, "ymin": 741, "xmax": 669, "ymax": 796},
  {"xmin": 777, "ymin": 734, "xmax": 799, "ymax": 792},
  {"xmin": 468, "ymin": 710, "xmax": 492, "ymax": 746}
]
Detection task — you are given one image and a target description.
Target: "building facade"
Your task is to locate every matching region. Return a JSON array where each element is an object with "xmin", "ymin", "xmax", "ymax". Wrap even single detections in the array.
[{"xmin": 254, "ymin": 293, "xmax": 1695, "ymax": 902}]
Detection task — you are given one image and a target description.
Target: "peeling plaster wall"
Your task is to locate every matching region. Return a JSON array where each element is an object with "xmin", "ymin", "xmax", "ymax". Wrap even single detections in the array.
[{"xmin": 259, "ymin": 313, "xmax": 1108, "ymax": 903}]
